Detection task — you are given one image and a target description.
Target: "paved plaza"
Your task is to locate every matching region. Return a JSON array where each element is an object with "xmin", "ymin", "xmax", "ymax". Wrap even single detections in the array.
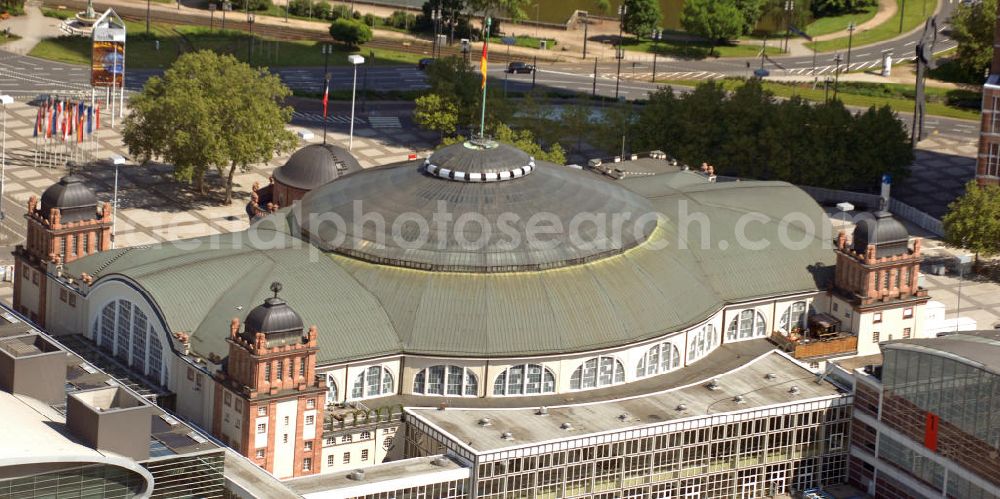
[{"xmin": 894, "ymin": 134, "xmax": 979, "ymax": 219}]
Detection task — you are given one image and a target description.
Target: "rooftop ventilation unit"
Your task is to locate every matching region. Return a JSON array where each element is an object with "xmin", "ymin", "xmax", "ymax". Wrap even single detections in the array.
[
  {"xmin": 707, "ymin": 379, "xmax": 720, "ymax": 390},
  {"xmin": 560, "ymin": 422, "xmax": 573, "ymax": 430},
  {"xmin": 478, "ymin": 417, "xmax": 492, "ymax": 427},
  {"xmin": 789, "ymin": 385, "xmax": 801, "ymax": 395},
  {"xmin": 676, "ymin": 404, "xmax": 687, "ymax": 411},
  {"xmin": 765, "ymin": 373, "xmax": 777, "ymax": 380},
  {"xmin": 347, "ymin": 469, "xmax": 366, "ymax": 481},
  {"xmin": 536, "ymin": 406, "xmax": 549, "ymax": 416},
  {"xmin": 733, "ymin": 395, "xmax": 745, "ymax": 404},
  {"xmin": 617, "ymin": 413, "xmax": 629, "ymax": 421},
  {"xmin": 432, "ymin": 456, "xmax": 451, "ymax": 467},
  {"xmin": 501, "ymin": 431, "xmax": 514, "ymax": 440},
  {"xmin": 588, "ymin": 158, "xmax": 602, "ymax": 168}
]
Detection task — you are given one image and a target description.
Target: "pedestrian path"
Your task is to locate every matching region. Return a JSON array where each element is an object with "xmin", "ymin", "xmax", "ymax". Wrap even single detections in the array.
[
  {"xmin": 291, "ymin": 112, "xmax": 364, "ymax": 125},
  {"xmin": 605, "ymin": 71, "xmax": 725, "ymax": 81},
  {"xmin": 368, "ymin": 116, "xmax": 402, "ymax": 128}
]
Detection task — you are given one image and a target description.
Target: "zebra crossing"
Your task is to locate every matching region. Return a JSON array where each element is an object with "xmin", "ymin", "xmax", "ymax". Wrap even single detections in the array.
[
  {"xmin": 368, "ymin": 116, "xmax": 402, "ymax": 129},
  {"xmin": 291, "ymin": 112, "xmax": 363, "ymax": 125},
  {"xmin": 781, "ymin": 56, "xmax": 917, "ymax": 76},
  {"xmin": 601, "ymin": 71, "xmax": 725, "ymax": 81}
]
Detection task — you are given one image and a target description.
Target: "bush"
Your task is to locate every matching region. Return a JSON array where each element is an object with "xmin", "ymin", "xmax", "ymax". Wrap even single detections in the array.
[
  {"xmin": 385, "ymin": 10, "xmax": 416, "ymax": 30},
  {"xmin": 810, "ymin": 0, "xmax": 877, "ymax": 17},
  {"xmin": 362, "ymin": 13, "xmax": 376, "ymax": 26},
  {"xmin": 329, "ymin": 18, "xmax": 372, "ymax": 47},
  {"xmin": 230, "ymin": 0, "xmax": 271, "ymax": 11},
  {"xmin": 330, "ymin": 4, "xmax": 352, "ymax": 20}
]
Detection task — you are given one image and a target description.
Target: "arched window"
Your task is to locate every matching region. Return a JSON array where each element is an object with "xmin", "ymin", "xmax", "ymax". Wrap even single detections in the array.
[
  {"xmin": 351, "ymin": 366, "xmax": 394, "ymax": 399},
  {"xmin": 412, "ymin": 365, "xmax": 478, "ymax": 396},
  {"xmin": 569, "ymin": 356, "xmax": 625, "ymax": 390},
  {"xmin": 726, "ymin": 309, "xmax": 767, "ymax": 341},
  {"xmin": 493, "ymin": 364, "xmax": 556, "ymax": 396},
  {"xmin": 636, "ymin": 341, "xmax": 682, "ymax": 378},
  {"xmin": 92, "ymin": 300, "xmax": 165, "ymax": 386},
  {"xmin": 688, "ymin": 324, "xmax": 718, "ymax": 362},
  {"xmin": 326, "ymin": 374, "xmax": 339, "ymax": 404},
  {"xmin": 779, "ymin": 301, "xmax": 812, "ymax": 333}
]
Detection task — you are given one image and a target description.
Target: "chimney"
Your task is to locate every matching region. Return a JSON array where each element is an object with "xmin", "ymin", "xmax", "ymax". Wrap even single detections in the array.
[
  {"xmin": 0, "ymin": 334, "xmax": 67, "ymax": 404},
  {"xmin": 66, "ymin": 386, "xmax": 155, "ymax": 461}
]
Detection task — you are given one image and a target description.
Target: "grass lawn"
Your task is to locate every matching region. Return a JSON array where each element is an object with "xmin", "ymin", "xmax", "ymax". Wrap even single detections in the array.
[
  {"xmin": 804, "ymin": 6, "xmax": 878, "ymax": 37},
  {"xmin": 29, "ymin": 21, "xmax": 423, "ymax": 69},
  {"xmin": 489, "ymin": 34, "xmax": 557, "ymax": 50},
  {"xmin": 41, "ymin": 7, "xmax": 75, "ymax": 20},
  {"xmin": 622, "ymin": 37, "xmax": 785, "ymax": 60},
  {"xmin": 0, "ymin": 32, "xmax": 20, "ymax": 44},
  {"xmin": 656, "ymin": 78, "xmax": 981, "ymax": 120},
  {"xmin": 808, "ymin": 0, "xmax": 934, "ymax": 52}
]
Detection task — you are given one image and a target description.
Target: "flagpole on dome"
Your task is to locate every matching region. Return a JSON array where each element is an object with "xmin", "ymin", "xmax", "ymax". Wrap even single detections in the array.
[{"xmin": 478, "ymin": 16, "xmax": 491, "ymax": 139}]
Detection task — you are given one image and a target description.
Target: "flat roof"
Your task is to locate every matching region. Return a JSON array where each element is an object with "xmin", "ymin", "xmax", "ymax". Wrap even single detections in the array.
[
  {"xmin": 0, "ymin": 313, "xmax": 219, "ymax": 461},
  {"xmin": 885, "ymin": 330, "xmax": 1000, "ymax": 376},
  {"xmin": 286, "ymin": 455, "xmax": 469, "ymax": 498},
  {"xmin": 408, "ymin": 350, "xmax": 846, "ymax": 453}
]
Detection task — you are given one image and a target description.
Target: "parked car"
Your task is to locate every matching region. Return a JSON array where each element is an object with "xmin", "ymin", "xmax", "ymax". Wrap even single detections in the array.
[
  {"xmin": 506, "ymin": 61, "xmax": 534, "ymax": 74},
  {"xmin": 417, "ymin": 58, "xmax": 434, "ymax": 70},
  {"xmin": 802, "ymin": 489, "xmax": 835, "ymax": 499}
]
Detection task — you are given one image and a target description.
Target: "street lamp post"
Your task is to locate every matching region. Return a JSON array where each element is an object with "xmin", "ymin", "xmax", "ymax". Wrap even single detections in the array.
[
  {"xmin": 0, "ymin": 95, "xmax": 12, "ymax": 225},
  {"xmin": 146, "ymin": 0, "xmax": 152, "ymax": 34},
  {"xmin": 783, "ymin": 0, "xmax": 794, "ymax": 52},
  {"xmin": 833, "ymin": 53, "xmax": 843, "ymax": 100},
  {"xmin": 222, "ymin": 1, "xmax": 231, "ymax": 30},
  {"xmin": 614, "ymin": 4, "xmax": 627, "ymax": 99},
  {"xmin": 651, "ymin": 29, "xmax": 660, "ymax": 83},
  {"xmin": 846, "ymin": 22, "xmax": 856, "ymax": 68},
  {"xmin": 431, "ymin": 8, "xmax": 441, "ymax": 59},
  {"xmin": 592, "ymin": 57, "xmax": 598, "ymax": 97},
  {"xmin": 209, "ymin": 3, "xmax": 216, "ymax": 30},
  {"xmin": 582, "ymin": 15, "xmax": 589, "ymax": 59},
  {"xmin": 110, "ymin": 155, "xmax": 126, "ymax": 249},
  {"xmin": 247, "ymin": 12, "xmax": 255, "ymax": 65},
  {"xmin": 348, "ymin": 54, "xmax": 365, "ymax": 150}
]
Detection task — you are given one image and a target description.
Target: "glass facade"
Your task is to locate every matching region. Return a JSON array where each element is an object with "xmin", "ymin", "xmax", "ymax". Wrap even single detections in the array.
[
  {"xmin": 0, "ymin": 463, "xmax": 147, "ymax": 499},
  {"xmin": 407, "ymin": 401, "xmax": 851, "ymax": 499},
  {"xmin": 341, "ymin": 479, "xmax": 468, "ymax": 499},
  {"xmin": 142, "ymin": 450, "xmax": 225, "ymax": 499},
  {"xmin": 92, "ymin": 300, "xmax": 165, "ymax": 386}
]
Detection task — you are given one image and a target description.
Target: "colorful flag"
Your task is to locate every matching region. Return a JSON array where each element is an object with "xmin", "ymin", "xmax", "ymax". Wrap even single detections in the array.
[
  {"xmin": 33, "ymin": 107, "xmax": 40, "ymax": 138},
  {"xmin": 95, "ymin": 102, "xmax": 100, "ymax": 131},
  {"xmin": 480, "ymin": 28, "xmax": 490, "ymax": 90},
  {"xmin": 322, "ymin": 76, "xmax": 330, "ymax": 119},
  {"xmin": 86, "ymin": 106, "xmax": 92, "ymax": 135}
]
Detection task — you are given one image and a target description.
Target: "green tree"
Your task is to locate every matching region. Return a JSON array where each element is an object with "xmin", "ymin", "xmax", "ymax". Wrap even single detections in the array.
[
  {"xmin": 467, "ymin": 0, "xmax": 532, "ymax": 20},
  {"xmin": 230, "ymin": 0, "xmax": 271, "ymax": 11},
  {"xmin": 950, "ymin": 0, "xmax": 996, "ymax": 80},
  {"xmin": 329, "ymin": 18, "xmax": 373, "ymax": 47},
  {"xmin": 414, "ymin": 94, "xmax": 460, "ymax": 138},
  {"xmin": 442, "ymin": 122, "xmax": 566, "ymax": 164},
  {"xmin": 622, "ymin": 0, "xmax": 661, "ymax": 37},
  {"xmin": 732, "ymin": 0, "xmax": 767, "ymax": 35},
  {"xmin": 680, "ymin": 0, "xmax": 743, "ymax": 52},
  {"xmin": 943, "ymin": 182, "xmax": 1000, "ymax": 264},
  {"xmin": 122, "ymin": 51, "xmax": 297, "ymax": 204},
  {"xmin": 424, "ymin": 55, "xmax": 511, "ymax": 132},
  {"xmin": 595, "ymin": 0, "xmax": 612, "ymax": 15}
]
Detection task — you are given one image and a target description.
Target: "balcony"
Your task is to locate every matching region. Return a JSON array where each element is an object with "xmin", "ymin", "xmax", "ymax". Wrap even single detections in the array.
[{"xmin": 771, "ymin": 313, "xmax": 858, "ymax": 360}]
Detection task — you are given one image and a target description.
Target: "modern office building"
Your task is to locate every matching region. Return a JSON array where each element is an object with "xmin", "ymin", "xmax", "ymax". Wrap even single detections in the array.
[
  {"xmin": 832, "ymin": 332, "xmax": 1000, "ymax": 498},
  {"xmin": 0, "ymin": 313, "xmax": 225, "ymax": 498},
  {"xmin": 11, "ymin": 139, "xmax": 936, "ymax": 490}
]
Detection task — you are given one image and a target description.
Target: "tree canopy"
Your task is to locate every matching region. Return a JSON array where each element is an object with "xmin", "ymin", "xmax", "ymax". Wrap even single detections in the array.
[
  {"xmin": 680, "ymin": 0, "xmax": 744, "ymax": 47},
  {"xmin": 810, "ymin": 0, "xmax": 877, "ymax": 17},
  {"xmin": 629, "ymin": 80, "xmax": 913, "ymax": 190},
  {"xmin": 442, "ymin": 123, "xmax": 566, "ymax": 164},
  {"xmin": 414, "ymin": 94, "xmax": 460, "ymax": 138},
  {"xmin": 467, "ymin": 0, "xmax": 532, "ymax": 21},
  {"xmin": 622, "ymin": 0, "xmax": 662, "ymax": 38},
  {"xmin": 943, "ymin": 182, "xmax": 1000, "ymax": 262},
  {"xmin": 329, "ymin": 18, "xmax": 373, "ymax": 47},
  {"xmin": 122, "ymin": 51, "xmax": 297, "ymax": 204},
  {"xmin": 950, "ymin": 0, "xmax": 996, "ymax": 80}
]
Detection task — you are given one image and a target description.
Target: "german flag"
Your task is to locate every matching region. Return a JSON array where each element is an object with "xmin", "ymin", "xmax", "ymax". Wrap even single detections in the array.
[{"xmin": 480, "ymin": 18, "xmax": 491, "ymax": 90}]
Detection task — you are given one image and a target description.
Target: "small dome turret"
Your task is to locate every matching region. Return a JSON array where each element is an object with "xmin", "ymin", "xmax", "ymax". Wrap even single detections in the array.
[
  {"xmin": 853, "ymin": 211, "xmax": 910, "ymax": 258},
  {"xmin": 241, "ymin": 282, "xmax": 305, "ymax": 346},
  {"xmin": 272, "ymin": 144, "xmax": 362, "ymax": 191},
  {"xmin": 40, "ymin": 175, "xmax": 98, "ymax": 223}
]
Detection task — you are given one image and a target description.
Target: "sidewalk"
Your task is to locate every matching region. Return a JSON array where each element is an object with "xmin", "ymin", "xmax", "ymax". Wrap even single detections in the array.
[{"xmin": 0, "ymin": 0, "xmax": 65, "ymax": 54}]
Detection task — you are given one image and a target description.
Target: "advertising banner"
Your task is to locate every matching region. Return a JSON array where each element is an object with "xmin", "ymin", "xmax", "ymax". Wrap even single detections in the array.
[{"xmin": 90, "ymin": 40, "xmax": 124, "ymax": 87}]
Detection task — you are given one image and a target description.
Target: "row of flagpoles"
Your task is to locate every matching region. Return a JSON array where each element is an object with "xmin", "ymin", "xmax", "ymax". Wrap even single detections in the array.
[{"xmin": 33, "ymin": 95, "xmax": 104, "ymax": 168}]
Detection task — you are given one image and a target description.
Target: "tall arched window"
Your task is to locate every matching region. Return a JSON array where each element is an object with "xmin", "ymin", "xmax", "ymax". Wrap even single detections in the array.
[
  {"xmin": 92, "ymin": 300, "xmax": 165, "ymax": 386},
  {"xmin": 636, "ymin": 341, "xmax": 682, "ymax": 378},
  {"xmin": 779, "ymin": 301, "xmax": 811, "ymax": 333},
  {"xmin": 493, "ymin": 364, "xmax": 556, "ymax": 396},
  {"xmin": 569, "ymin": 356, "xmax": 625, "ymax": 390},
  {"xmin": 412, "ymin": 365, "xmax": 478, "ymax": 396},
  {"xmin": 726, "ymin": 309, "xmax": 767, "ymax": 341},
  {"xmin": 688, "ymin": 324, "xmax": 718, "ymax": 362},
  {"xmin": 326, "ymin": 373, "xmax": 339, "ymax": 404},
  {"xmin": 351, "ymin": 366, "xmax": 394, "ymax": 399}
]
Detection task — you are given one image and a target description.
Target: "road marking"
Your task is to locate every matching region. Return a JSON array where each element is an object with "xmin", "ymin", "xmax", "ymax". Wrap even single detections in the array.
[
  {"xmin": 904, "ymin": 41, "xmax": 916, "ymax": 46},
  {"xmin": 368, "ymin": 116, "xmax": 401, "ymax": 128}
]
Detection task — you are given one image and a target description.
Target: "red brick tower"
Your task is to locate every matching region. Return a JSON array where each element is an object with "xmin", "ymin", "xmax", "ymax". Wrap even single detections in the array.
[
  {"xmin": 974, "ymin": 2, "xmax": 1000, "ymax": 186},
  {"xmin": 833, "ymin": 212, "xmax": 926, "ymax": 305},
  {"xmin": 13, "ymin": 175, "xmax": 112, "ymax": 325},
  {"xmin": 212, "ymin": 283, "xmax": 326, "ymax": 479}
]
